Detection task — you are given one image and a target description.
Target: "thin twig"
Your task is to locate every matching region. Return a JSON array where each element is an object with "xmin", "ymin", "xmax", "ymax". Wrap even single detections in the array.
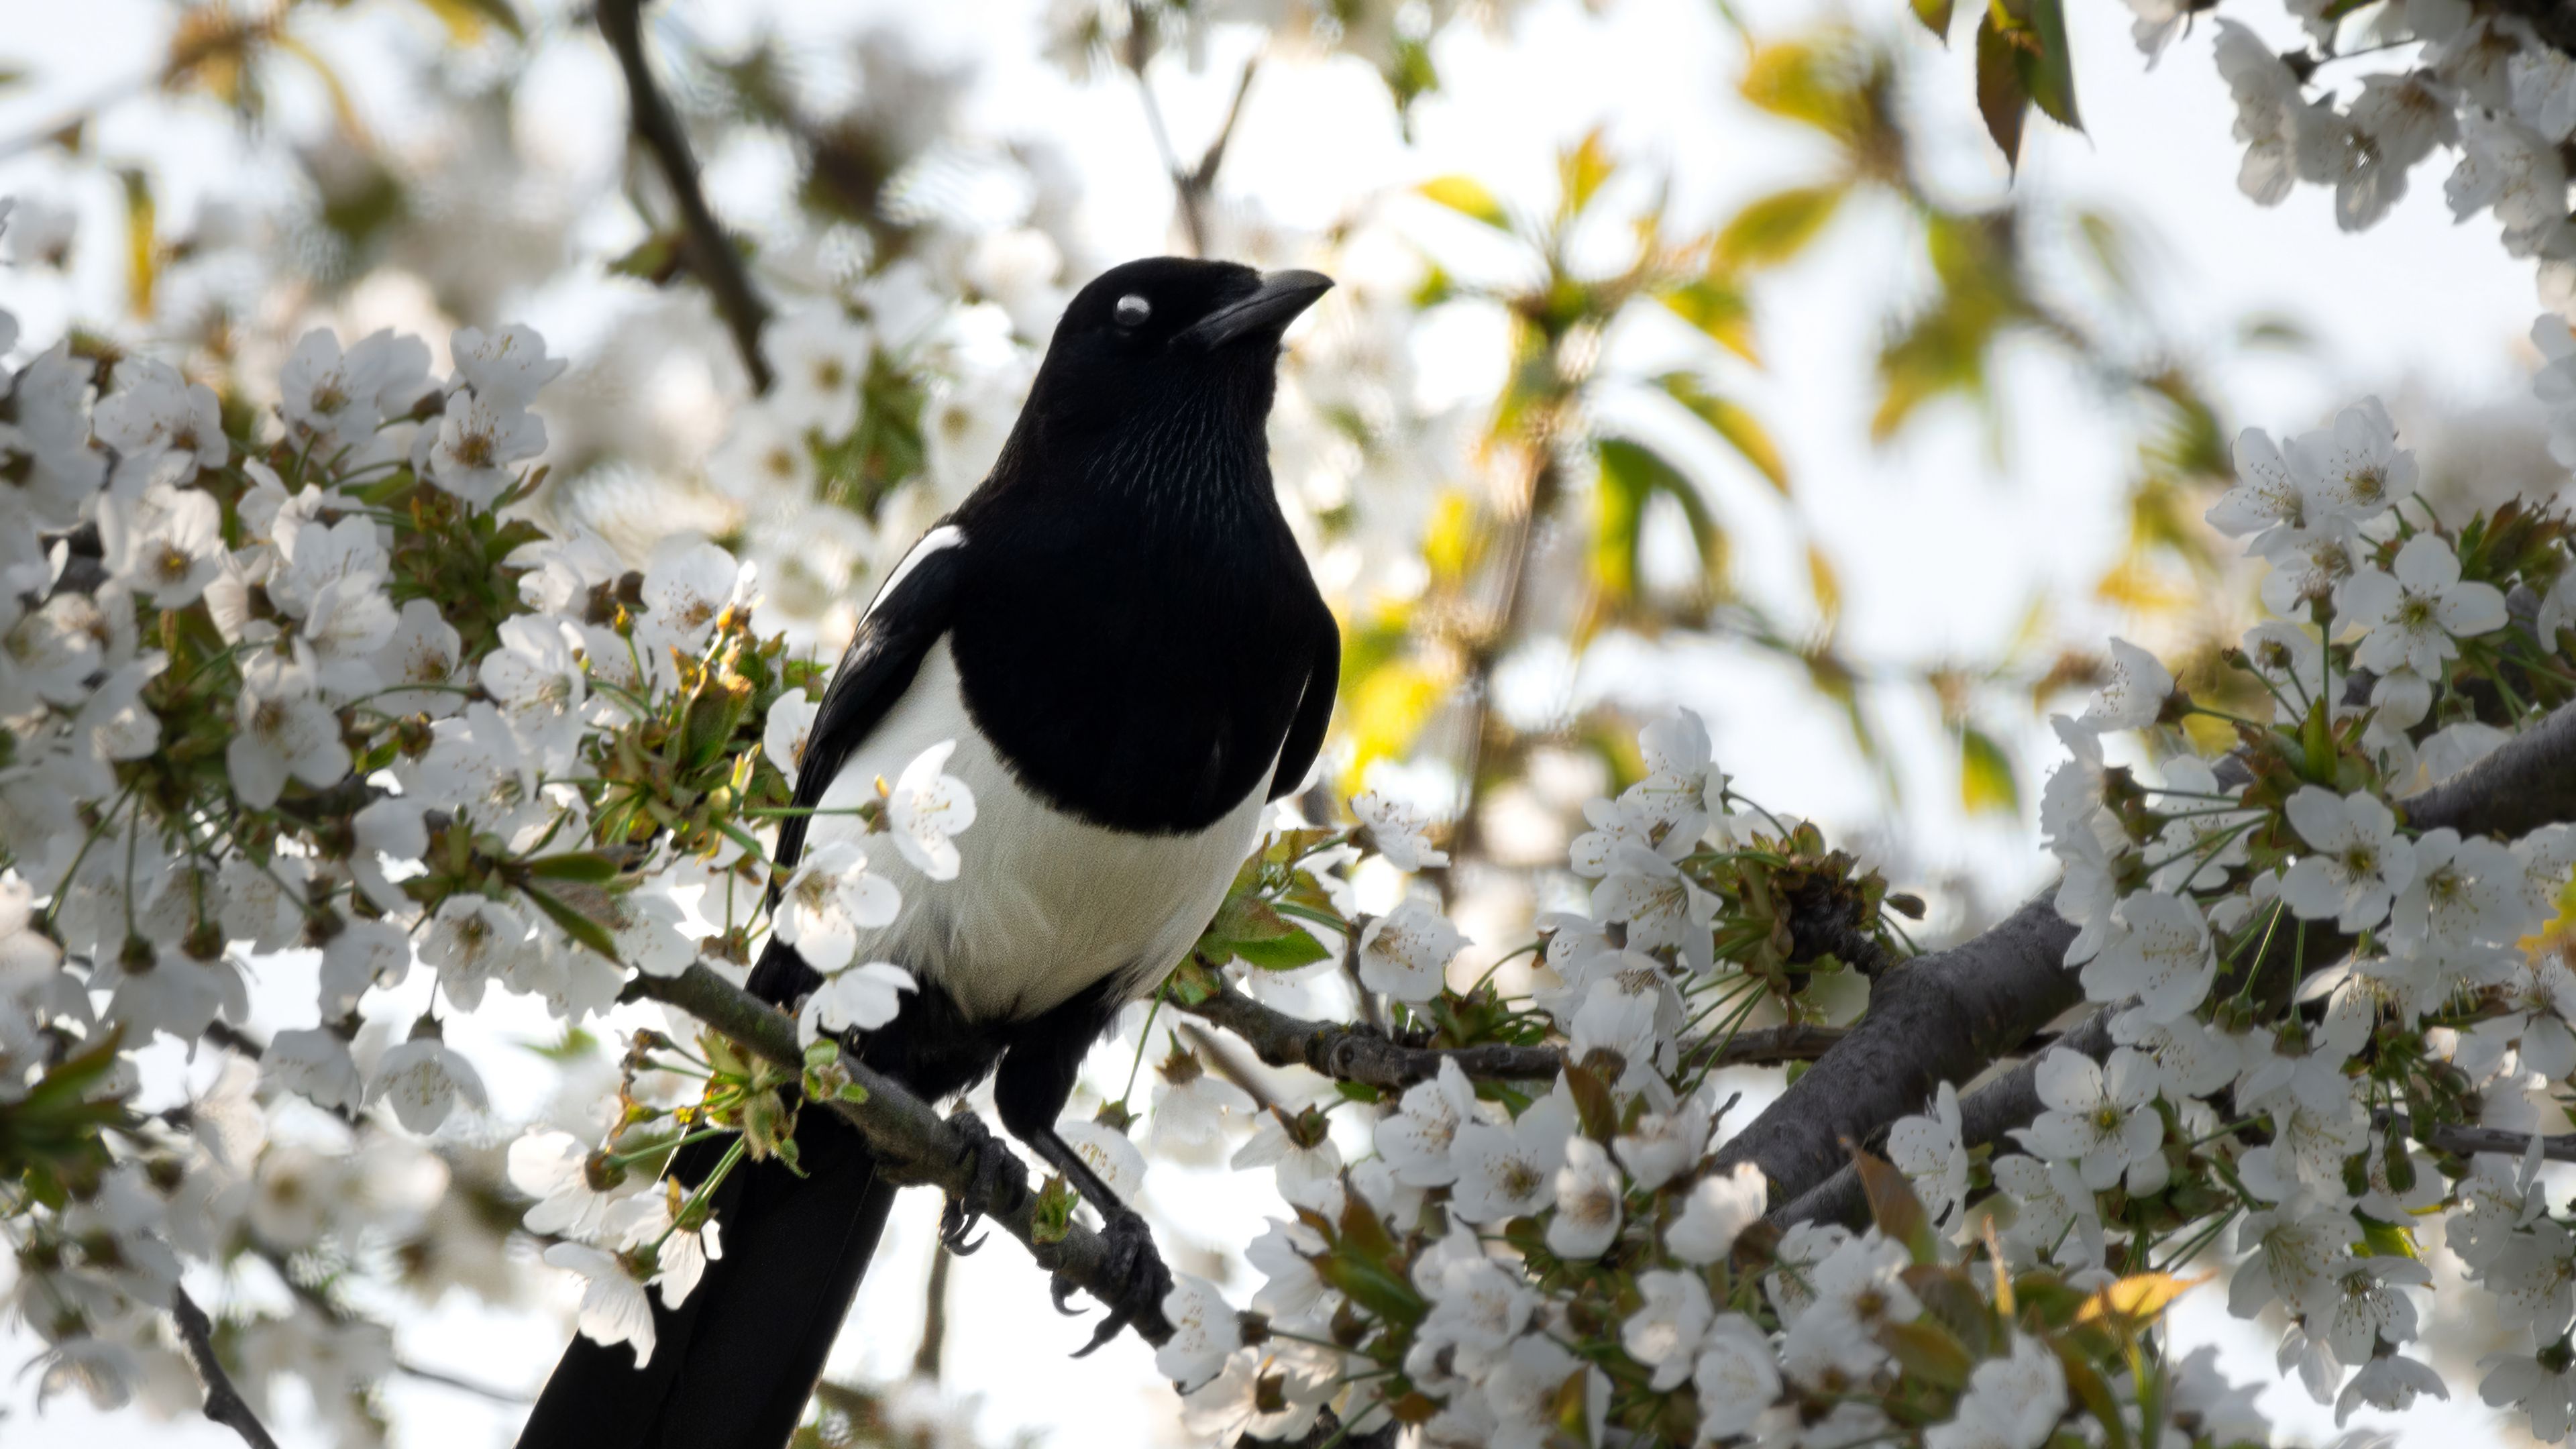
[
  {"xmin": 1123, "ymin": 42, "xmax": 1261, "ymax": 256},
  {"xmin": 596, "ymin": 0, "xmax": 774, "ymax": 392},
  {"xmin": 170, "ymin": 1288, "xmax": 280, "ymax": 1449},
  {"xmin": 2379, "ymin": 1110, "xmax": 2576, "ymax": 1164},
  {"xmin": 1180, "ymin": 1021, "xmax": 1277, "ymax": 1113},
  {"xmin": 392, "ymin": 1357, "xmax": 529, "ymax": 1404},
  {"xmin": 1174, "ymin": 985, "xmax": 1842, "ymax": 1091},
  {"xmin": 912, "ymin": 1244, "xmax": 952, "ymax": 1381}
]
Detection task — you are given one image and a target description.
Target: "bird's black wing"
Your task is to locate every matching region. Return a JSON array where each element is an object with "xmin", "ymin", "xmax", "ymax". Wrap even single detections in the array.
[
  {"xmin": 1267, "ymin": 607, "xmax": 1340, "ymax": 802},
  {"xmin": 750, "ymin": 529, "xmax": 969, "ymax": 1006}
]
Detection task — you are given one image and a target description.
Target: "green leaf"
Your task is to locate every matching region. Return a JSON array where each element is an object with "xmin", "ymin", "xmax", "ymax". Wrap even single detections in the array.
[
  {"xmin": 1961, "ymin": 727, "xmax": 2019, "ymax": 815},
  {"xmin": 1415, "ymin": 174, "xmax": 1511, "ymax": 231},
  {"xmin": 2017, "ymin": 0, "xmax": 2082, "ymax": 131},
  {"xmin": 1656, "ymin": 373, "xmax": 1790, "ymax": 494},
  {"xmin": 1854, "ymin": 1149, "xmax": 1937, "ymax": 1263},
  {"xmin": 525, "ymin": 851, "xmax": 621, "ymax": 884},
  {"xmin": 1877, "ymin": 1320, "xmax": 1973, "ymax": 1389},
  {"xmin": 1230, "ymin": 924, "xmax": 1332, "ymax": 971},
  {"xmin": 522, "ymin": 884, "xmax": 620, "ymax": 961},
  {"xmin": 1975, "ymin": 11, "xmax": 2030, "ymax": 170},
  {"xmin": 1715, "ymin": 183, "xmax": 1845, "ymax": 272},
  {"xmin": 1594, "ymin": 437, "xmax": 1727, "ymax": 608},
  {"xmin": 1912, "ymin": 0, "xmax": 1957, "ymax": 40}
]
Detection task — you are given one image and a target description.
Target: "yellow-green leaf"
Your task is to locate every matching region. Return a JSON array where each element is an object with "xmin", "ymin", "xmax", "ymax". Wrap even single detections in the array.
[
  {"xmin": 1739, "ymin": 40, "xmax": 1855, "ymax": 138},
  {"xmin": 119, "ymin": 168, "xmax": 154, "ymax": 319},
  {"xmin": 1656, "ymin": 278, "xmax": 1759, "ymax": 364},
  {"xmin": 1913, "ymin": 0, "xmax": 1957, "ymax": 40},
  {"xmin": 1715, "ymin": 183, "xmax": 1846, "ymax": 272},
  {"xmin": 1808, "ymin": 542, "xmax": 1841, "ymax": 623},
  {"xmin": 1960, "ymin": 727, "xmax": 2019, "ymax": 815},
  {"xmin": 2074, "ymin": 1271, "xmax": 2210, "ymax": 1328},
  {"xmin": 1656, "ymin": 373, "xmax": 1790, "ymax": 494},
  {"xmin": 415, "ymin": 0, "xmax": 525, "ymax": 40},
  {"xmin": 1416, "ymin": 174, "xmax": 1511, "ymax": 231},
  {"xmin": 1558, "ymin": 127, "xmax": 1615, "ymax": 218}
]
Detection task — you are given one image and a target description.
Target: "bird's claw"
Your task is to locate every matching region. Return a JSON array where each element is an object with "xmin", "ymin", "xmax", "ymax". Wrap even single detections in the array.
[
  {"xmin": 938, "ymin": 1108, "xmax": 1022, "ymax": 1256},
  {"xmin": 1051, "ymin": 1209, "xmax": 1173, "ymax": 1358}
]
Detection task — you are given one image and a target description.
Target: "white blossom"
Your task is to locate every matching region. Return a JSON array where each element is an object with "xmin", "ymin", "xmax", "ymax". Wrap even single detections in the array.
[
  {"xmin": 1545, "ymin": 1136, "xmax": 1623, "ymax": 1260},
  {"xmin": 2338, "ymin": 533, "xmax": 2506, "ymax": 678},
  {"xmin": 370, "ymin": 1034, "xmax": 488, "ymax": 1134},
  {"xmin": 542, "ymin": 1242, "xmax": 656, "ymax": 1366},
  {"xmin": 1448, "ymin": 1089, "xmax": 1574, "ymax": 1224},
  {"xmin": 773, "ymin": 841, "xmax": 902, "ymax": 973},
  {"xmin": 1356, "ymin": 898, "xmax": 1466, "ymax": 1003},
  {"xmin": 796, "ymin": 960, "xmax": 917, "ymax": 1046},
  {"xmin": 886, "ymin": 740, "xmax": 977, "ymax": 881},
  {"xmin": 1352, "ymin": 790, "xmax": 1450, "ymax": 869},
  {"xmin": 2014, "ymin": 1047, "xmax": 2168, "ymax": 1194},
  {"xmin": 1668, "ymin": 1160, "xmax": 1768, "ymax": 1265},
  {"xmin": 1621, "ymin": 1270, "xmax": 1712, "ymax": 1391},
  {"xmin": 2280, "ymin": 786, "xmax": 2418, "ymax": 930}
]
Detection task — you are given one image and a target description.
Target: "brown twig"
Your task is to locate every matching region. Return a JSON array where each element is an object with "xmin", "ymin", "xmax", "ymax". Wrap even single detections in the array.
[
  {"xmin": 170, "ymin": 1288, "xmax": 280, "ymax": 1449},
  {"xmin": 1175, "ymin": 985, "xmax": 1842, "ymax": 1092},
  {"xmin": 912, "ymin": 1244, "xmax": 952, "ymax": 1381},
  {"xmin": 1123, "ymin": 40, "xmax": 1261, "ymax": 257},
  {"xmin": 625, "ymin": 964, "xmax": 1174, "ymax": 1345},
  {"xmin": 597, "ymin": 0, "xmax": 774, "ymax": 393}
]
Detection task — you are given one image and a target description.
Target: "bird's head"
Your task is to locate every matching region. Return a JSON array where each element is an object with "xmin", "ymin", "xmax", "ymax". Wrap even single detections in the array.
[{"xmin": 1002, "ymin": 257, "xmax": 1332, "ymax": 483}]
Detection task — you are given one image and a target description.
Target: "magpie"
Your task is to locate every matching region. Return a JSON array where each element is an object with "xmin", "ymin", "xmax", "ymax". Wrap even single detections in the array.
[{"xmin": 516, "ymin": 258, "xmax": 1342, "ymax": 1449}]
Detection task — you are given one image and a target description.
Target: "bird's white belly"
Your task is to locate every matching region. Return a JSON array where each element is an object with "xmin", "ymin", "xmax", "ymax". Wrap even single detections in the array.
[{"xmin": 801, "ymin": 637, "xmax": 1267, "ymax": 1023}]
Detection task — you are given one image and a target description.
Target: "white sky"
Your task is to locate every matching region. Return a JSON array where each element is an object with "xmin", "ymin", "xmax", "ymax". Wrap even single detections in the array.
[{"xmin": 0, "ymin": 0, "xmax": 2555, "ymax": 1444}]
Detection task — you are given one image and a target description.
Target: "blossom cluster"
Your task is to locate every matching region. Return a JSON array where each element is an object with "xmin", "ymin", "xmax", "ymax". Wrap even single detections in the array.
[
  {"xmin": 1864, "ymin": 388, "xmax": 2576, "ymax": 1438},
  {"xmin": 1102, "ymin": 705, "xmax": 2304, "ymax": 1444},
  {"xmin": 0, "ymin": 197, "xmax": 996, "ymax": 1426}
]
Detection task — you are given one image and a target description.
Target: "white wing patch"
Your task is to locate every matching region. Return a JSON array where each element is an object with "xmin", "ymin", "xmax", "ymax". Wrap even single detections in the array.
[{"xmin": 865, "ymin": 524, "xmax": 964, "ymax": 625}]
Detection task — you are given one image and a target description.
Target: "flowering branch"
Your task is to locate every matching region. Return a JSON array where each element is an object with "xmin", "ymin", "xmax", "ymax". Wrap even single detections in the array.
[
  {"xmin": 170, "ymin": 1288, "xmax": 280, "ymax": 1449},
  {"xmin": 1770, "ymin": 696, "xmax": 2576, "ymax": 1229},
  {"xmin": 624, "ymin": 964, "xmax": 1175, "ymax": 1346},
  {"xmin": 597, "ymin": 0, "xmax": 774, "ymax": 393}
]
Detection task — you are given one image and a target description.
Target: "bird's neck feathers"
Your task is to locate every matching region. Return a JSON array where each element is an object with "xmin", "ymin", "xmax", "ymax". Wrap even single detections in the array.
[{"xmin": 966, "ymin": 356, "xmax": 1283, "ymax": 537}]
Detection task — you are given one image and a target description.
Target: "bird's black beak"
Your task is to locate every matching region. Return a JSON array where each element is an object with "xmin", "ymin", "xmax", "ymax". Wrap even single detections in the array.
[{"xmin": 1179, "ymin": 269, "xmax": 1334, "ymax": 350}]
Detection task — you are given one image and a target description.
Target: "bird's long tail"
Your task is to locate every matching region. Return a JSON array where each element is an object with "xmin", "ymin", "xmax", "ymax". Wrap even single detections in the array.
[{"xmin": 515, "ymin": 1108, "xmax": 897, "ymax": 1449}]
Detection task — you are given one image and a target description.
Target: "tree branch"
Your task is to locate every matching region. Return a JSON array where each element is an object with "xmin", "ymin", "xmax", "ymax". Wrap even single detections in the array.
[
  {"xmin": 1713, "ymin": 892, "xmax": 2080, "ymax": 1208},
  {"xmin": 625, "ymin": 964, "xmax": 1173, "ymax": 1346},
  {"xmin": 597, "ymin": 0, "xmax": 774, "ymax": 393},
  {"xmin": 1179, "ymin": 985, "xmax": 1562, "ymax": 1088},
  {"xmin": 170, "ymin": 1288, "xmax": 280, "ymax": 1449},
  {"xmin": 1764, "ymin": 697, "xmax": 2576, "ymax": 1228}
]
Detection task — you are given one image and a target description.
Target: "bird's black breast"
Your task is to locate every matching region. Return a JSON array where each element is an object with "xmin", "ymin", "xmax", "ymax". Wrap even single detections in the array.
[{"xmin": 943, "ymin": 492, "xmax": 1325, "ymax": 836}]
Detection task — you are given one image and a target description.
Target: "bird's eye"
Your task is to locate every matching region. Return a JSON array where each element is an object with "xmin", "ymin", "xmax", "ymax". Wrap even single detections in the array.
[{"xmin": 1114, "ymin": 293, "xmax": 1151, "ymax": 328}]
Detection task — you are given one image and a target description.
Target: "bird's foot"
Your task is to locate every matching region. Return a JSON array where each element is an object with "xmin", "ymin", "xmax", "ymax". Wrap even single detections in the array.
[
  {"xmin": 938, "ymin": 1108, "xmax": 1023, "ymax": 1255},
  {"xmin": 1051, "ymin": 1208, "xmax": 1173, "ymax": 1357}
]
